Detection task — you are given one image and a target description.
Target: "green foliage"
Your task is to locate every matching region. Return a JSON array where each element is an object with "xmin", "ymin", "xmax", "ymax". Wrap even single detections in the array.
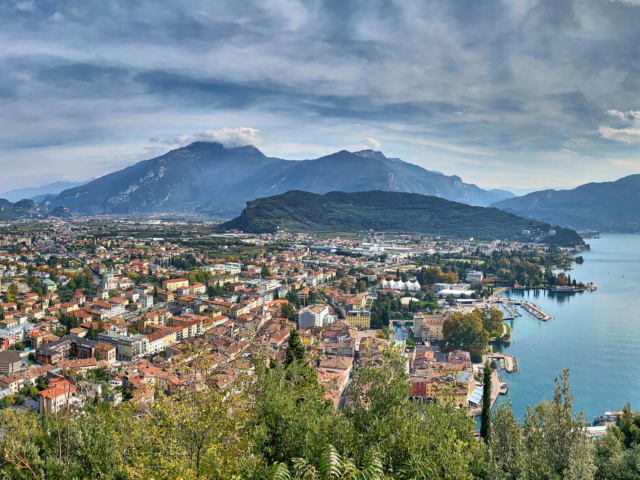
[
  {"xmin": 280, "ymin": 302, "xmax": 295, "ymax": 320},
  {"xmin": 485, "ymin": 369, "xmax": 596, "ymax": 480},
  {"xmin": 286, "ymin": 290, "xmax": 302, "ymax": 308},
  {"xmin": 283, "ymin": 329, "xmax": 306, "ymax": 367},
  {"xmin": 441, "ymin": 309, "xmax": 491, "ymax": 357},
  {"xmin": 480, "ymin": 361, "xmax": 491, "ymax": 442},
  {"xmin": 223, "ymin": 190, "xmax": 583, "ymax": 246}
]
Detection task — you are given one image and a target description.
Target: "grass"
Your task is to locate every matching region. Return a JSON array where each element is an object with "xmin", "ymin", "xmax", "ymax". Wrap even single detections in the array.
[{"xmin": 453, "ymin": 259, "xmax": 486, "ymax": 265}]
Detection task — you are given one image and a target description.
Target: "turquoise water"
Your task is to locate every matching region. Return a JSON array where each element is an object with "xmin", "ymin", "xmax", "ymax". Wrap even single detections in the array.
[{"xmin": 496, "ymin": 234, "xmax": 640, "ymax": 422}]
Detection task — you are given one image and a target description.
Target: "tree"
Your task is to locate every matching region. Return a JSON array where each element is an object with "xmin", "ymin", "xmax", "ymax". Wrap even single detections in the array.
[
  {"xmin": 340, "ymin": 279, "xmax": 349, "ymax": 293},
  {"xmin": 442, "ymin": 310, "xmax": 490, "ymax": 357},
  {"xmin": 307, "ymin": 290, "xmax": 317, "ymax": 305},
  {"xmin": 486, "ymin": 401, "xmax": 526, "ymax": 479},
  {"xmin": 87, "ymin": 326, "xmax": 97, "ymax": 340},
  {"xmin": 445, "ymin": 294, "xmax": 455, "ymax": 306},
  {"xmin": 480, "ymin": 361, "xmax": 492, "ymax": 441},
  {"xmin": 8, "ymin": 283, "xmax": 19, "ymax": 298},
  {"xmin": 281, "ymin": 302, "xmax": 295, "ymax": 320},
  {"xmin": 284, "ymin": 329, "xmax": 306, "ymax": 367},
  {"xmin": 286, "ymin": 290, "xmax": 301, "ymax": 308}
]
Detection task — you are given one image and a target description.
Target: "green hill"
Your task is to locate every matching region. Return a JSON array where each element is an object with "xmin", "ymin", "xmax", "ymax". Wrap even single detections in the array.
[{"xmin": 222, "ymin": 190, "xmax": 583, "ymax": 246}]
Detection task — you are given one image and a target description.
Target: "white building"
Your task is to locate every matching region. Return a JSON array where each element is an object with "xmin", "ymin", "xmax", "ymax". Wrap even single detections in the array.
[
  {"xmin": 140, "ymin": 295, "xmax": 154, "ymax": 310},
  {"xmin": 381, "ymin": 278, "xmax": 421, "ymax": 291},
  {"xmin": 466, "ymin": 271, "xmax": 484, "ymax": 284},
  {"xmin": 433, "ymin": 283, "xmax": 451, "ymax": 292},
  {"xmin": 298, "ymin": 304, "xmax": 330, "ymax": 329},
  {"xmin": 437, "ymin": 289, "xmax": 474, "ymax": 299}
]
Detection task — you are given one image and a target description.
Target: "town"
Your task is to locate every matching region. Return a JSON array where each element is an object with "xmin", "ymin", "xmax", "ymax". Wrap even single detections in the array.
[{"xmin": 0, "ymin": 217, "xmax": 588, "ymax": 418}]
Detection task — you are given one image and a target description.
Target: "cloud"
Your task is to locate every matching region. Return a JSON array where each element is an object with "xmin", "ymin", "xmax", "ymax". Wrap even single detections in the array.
[
  {"xmin": 599, "ymin": 110, "xmax": 640, "ymax": 142},
  {"xmin": 4, "ymin": 0, "xmax": 640, "ymax": 188},
  {"xmin": 599, "ymin": 126, "xmax": 640, "ymax": 143},
  {"xmin": 193, "ymin": 127, "xmax": 264, "ymax": 147},
  {"xmin": 152, "ymin": 128, "xmax": 265, "ymax": 149},
  {"xmin": 605, "ymin": 110, "xmax": 640, "ymax": 121},
  {"xmin": 610, "ymin": 159, "xmax": 640, "ymax": 169},
  {"xmin": 364, "ymin": 137, "xmax": 381, "ymax": 149},
  {"xmin": 162, "ymin": 135, "xmax": 191, "ymax": 146},
  {"xmin": 49, "ymin": 12, "xmax": 64, "ymax": 23},
  {"xmin": 609, "ymin": 0, "xmax": 640, "ymax": 5},
  {"xmin": 15, "ymin": 1, "xmax": 34, "ymax": 12}
]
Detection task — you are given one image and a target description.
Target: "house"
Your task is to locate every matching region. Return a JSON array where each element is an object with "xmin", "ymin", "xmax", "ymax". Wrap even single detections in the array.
[
  {"xmin": 39, "ymin": 378, "xmax": 84, "ymax": 414},
  {"xmin": 190, "ymin": 283, "xmax": 206, "ymax": 295},
  {"xmin": 0, "ymin": 372, "xmax": 24, "ymax": 394},
  {"xmin": 162, "ymin": 278, "xmax": 189, "ymax": 292},
  {"xmin": 95, "ymin": 343, "xmax": 116, "ymax": 364},
  {"xmin": 57, "ymin": 357, "xmax": 98, "ymax": 373},
  {"xmin": 0, "ymin": 349, "xmax": 22, "ymax": 374}
]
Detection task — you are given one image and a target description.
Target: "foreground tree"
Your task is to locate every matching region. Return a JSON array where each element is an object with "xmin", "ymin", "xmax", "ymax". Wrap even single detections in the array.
[
  {"xmin": 480, "ymin": 361, "xmax": 492, "ymax": 442},
  {"xmin": 283, "ymin": 328, "xmax": 306, "ymax": 367}
]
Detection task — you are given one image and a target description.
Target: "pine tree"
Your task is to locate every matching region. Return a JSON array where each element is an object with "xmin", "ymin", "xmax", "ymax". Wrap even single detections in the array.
[
  {"xmin": 481, "ymin": 360, "xmax": 492, "ymax": 441},
  {"xmin": 283, "ymin": 328, "xmax": 306, "ymax": 367}
]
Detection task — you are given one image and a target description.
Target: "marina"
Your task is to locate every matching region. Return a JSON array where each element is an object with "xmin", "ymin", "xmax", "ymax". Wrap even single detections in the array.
[{"xmin": 494, "ymin": 297, "xmax": 551, "ymax": 321}]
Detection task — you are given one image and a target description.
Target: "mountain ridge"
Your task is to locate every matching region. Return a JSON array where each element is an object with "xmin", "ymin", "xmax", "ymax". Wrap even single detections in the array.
[
  {"xmin": 0, "ymin": 179, "xmax": 91, "ymax": 203},
  {"xmin": 491, "ymin": 174, "xmax": 640, "ymax": 231},
  {"xmin": 43, "ymin": 142, "xmax": 513, "ymax": 217}
]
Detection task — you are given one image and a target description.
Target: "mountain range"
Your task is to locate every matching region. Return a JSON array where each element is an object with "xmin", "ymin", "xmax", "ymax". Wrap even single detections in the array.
[
  {"xmin": 0, "ymin": 180, "xmax": 91, "ymax": 203},
  {"xmin": 42, "ymin": 142, "xmax": 513, "ymax": 218},
  {"xmin": 491, "ymin": 175, "xmax": 640, "ymax": 232},
  {"xmin": 0, "ymin": 199, "xmax": 70, "ymax": 221},
  {"xmin": 222, "ymin": 190, "xmax": 583, "ymax": 246}
]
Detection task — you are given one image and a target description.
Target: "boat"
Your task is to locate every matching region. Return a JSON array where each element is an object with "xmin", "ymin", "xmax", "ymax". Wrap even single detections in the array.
[
  {"xmin": 499, "ymin": 359, "xmax": 505, "ymax": 370},
  {"xmin": 499, "ymin": 383, "xmax": 508, "ymax": 394}
]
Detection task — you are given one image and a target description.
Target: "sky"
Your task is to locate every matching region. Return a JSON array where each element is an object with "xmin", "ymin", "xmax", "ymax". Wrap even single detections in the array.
[{"xmin": 2, "ymin": 0, "xmax": 640, "ymax": 192}]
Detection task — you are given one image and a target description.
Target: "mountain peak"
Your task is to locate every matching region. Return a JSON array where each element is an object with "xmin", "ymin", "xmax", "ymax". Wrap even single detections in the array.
[{"xmin": 353, "ymin": 149, "xmax": 387, "ymax": 161}]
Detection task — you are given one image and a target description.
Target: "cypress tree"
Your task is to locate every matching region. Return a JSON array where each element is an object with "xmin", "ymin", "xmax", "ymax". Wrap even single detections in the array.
[
  {"xmin": 283, "ymin": 328, "xmax": 306, "ymax": 367},
  {"xmin": 480, "ymin": 360, "xmax": 492, "ymax": 441}
]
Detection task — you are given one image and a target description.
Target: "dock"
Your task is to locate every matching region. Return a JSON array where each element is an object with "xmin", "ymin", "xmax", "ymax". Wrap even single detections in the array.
[
  {"xmin": 516, "ymin": 301, "xmax": 551, "ymax": 321},
  {"xmin": 499, "ymin": 300, "xmax": 522, "ymax": 318},
  {"xmin": 484, "ymin": 352, "xmax": 518, "ymax": 374},
  {"xmin": 469, "ymin": 370, "xmax": 506, "ymax": 416}
]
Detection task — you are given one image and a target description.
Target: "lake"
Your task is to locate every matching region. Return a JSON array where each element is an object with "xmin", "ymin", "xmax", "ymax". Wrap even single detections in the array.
[{"xmin": 496, "ymin": 234, "xmax": 640, "ymax": 422}]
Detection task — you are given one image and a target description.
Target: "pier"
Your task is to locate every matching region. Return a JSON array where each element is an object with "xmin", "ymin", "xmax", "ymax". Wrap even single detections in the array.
[
  {"xmin": 469, "ymin": 369, "xmax": 506, "ymax": 416},
  {"xmin": 484, "ymin": 352, "xmax": 518, "ymax": 374},
  {"xmin": 498, "ymin": 300, "xmax": 521, "ymax": 318}
]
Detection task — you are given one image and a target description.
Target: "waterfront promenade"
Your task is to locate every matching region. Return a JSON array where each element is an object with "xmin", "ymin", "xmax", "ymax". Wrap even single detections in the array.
[{"xmin": 470, "ymin": 369, "xmax": 505, "ymax": 416}]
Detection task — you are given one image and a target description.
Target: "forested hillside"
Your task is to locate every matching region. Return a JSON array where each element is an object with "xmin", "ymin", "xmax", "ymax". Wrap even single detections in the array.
[{"xmin": 224, "ymin": 190, "xmax": 584, "ymax": 247}]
